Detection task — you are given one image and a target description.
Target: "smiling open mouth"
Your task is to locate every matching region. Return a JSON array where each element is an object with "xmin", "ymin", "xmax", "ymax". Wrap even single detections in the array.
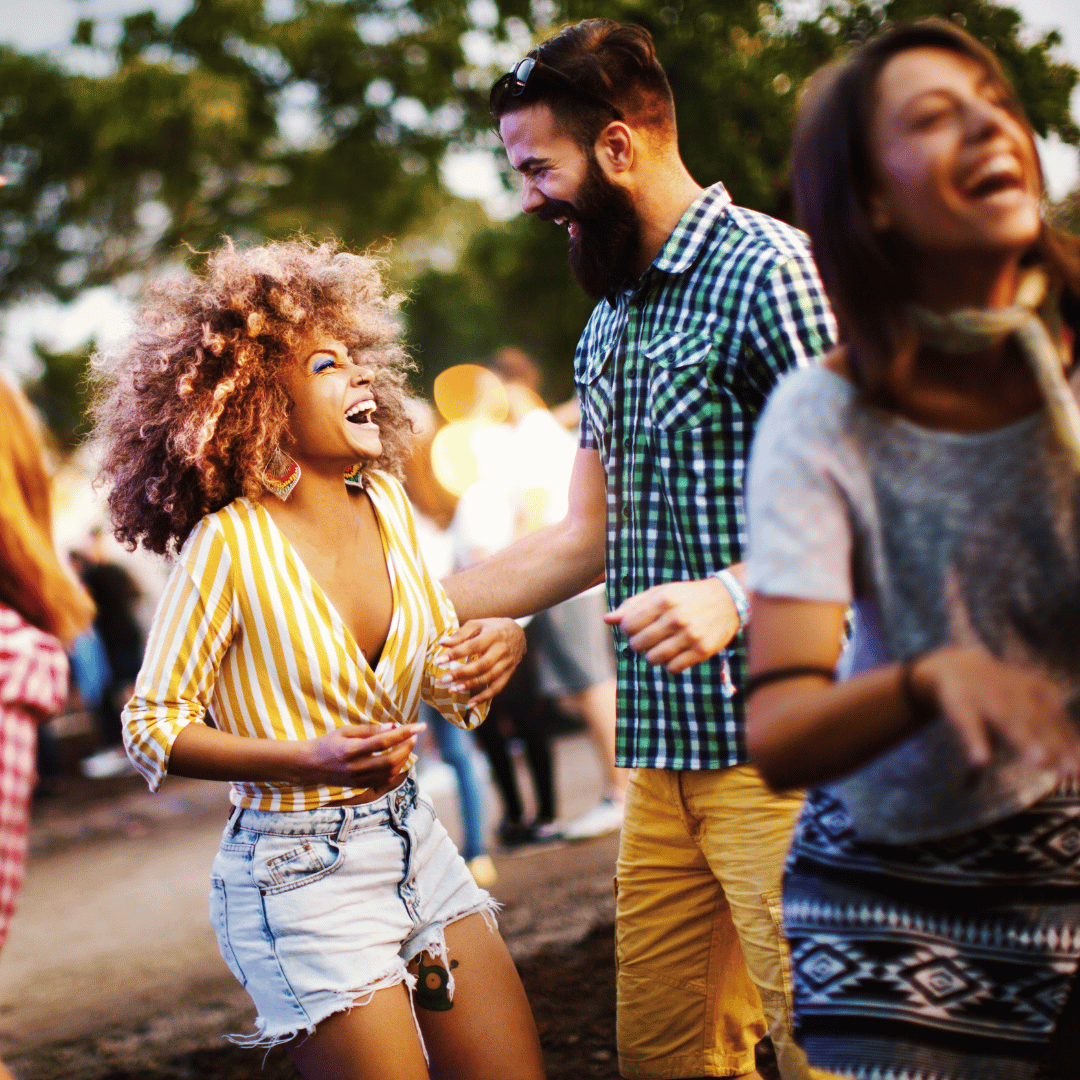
[
  {"xmin": 967, "ymin": 173, "xmax": 1022, "ymax": 198},
  {"xmin": 345, "ymin": 401, "xmax": 378, "ymax": 426}
]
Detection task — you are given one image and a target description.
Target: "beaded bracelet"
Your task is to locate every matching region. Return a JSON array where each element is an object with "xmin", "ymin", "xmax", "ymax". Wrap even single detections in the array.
[{"xmin": 714, "ymin": 568, "xmax": 751, "ymax": 631}]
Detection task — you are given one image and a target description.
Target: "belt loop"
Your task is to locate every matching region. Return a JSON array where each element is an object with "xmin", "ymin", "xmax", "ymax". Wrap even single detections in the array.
[
  {"xmin": 226, "ymin": 803, "xmax": 243, "ymax": 835},
  {"xmin": 336, "ymin": 806, "xmax": 353, "ymax": 844}
]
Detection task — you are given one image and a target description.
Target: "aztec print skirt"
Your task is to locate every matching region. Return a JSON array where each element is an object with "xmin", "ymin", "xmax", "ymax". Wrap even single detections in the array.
[{"xmin": 784, "ymin": 784, "xmax": 1080, "ymax": 1080}]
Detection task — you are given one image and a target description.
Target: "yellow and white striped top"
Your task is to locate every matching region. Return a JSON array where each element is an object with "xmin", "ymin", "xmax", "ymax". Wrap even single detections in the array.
[{"xmin": 123, "ymin": 471, "xmax": 486, "ymax": 811}]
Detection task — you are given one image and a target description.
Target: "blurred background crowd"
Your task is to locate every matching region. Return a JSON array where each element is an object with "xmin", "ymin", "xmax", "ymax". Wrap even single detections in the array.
[{"xmin": 1, "ymin": 0, "xmax": 1078, "ymax": 871}]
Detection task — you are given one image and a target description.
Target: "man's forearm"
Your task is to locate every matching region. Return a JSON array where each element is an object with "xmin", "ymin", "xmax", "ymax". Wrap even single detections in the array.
[{"xmin": 445, "ymin": 518, "xmax": 605, "ymax": 622}]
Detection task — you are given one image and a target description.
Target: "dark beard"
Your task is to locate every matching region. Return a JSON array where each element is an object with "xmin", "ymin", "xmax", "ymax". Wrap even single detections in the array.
[{"xmin": 537, "ymin": 155, "xmax": 642, "ymax": 301}]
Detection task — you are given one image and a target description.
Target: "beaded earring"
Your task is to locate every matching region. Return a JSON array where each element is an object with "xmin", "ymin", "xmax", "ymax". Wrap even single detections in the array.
[
  {"xmin": 262, "ymin": 449, "xmax": 301, "ymax": 501},
  {"xmin": 344, "ymin": 463, "xmax": 364, "ymax": 489}
]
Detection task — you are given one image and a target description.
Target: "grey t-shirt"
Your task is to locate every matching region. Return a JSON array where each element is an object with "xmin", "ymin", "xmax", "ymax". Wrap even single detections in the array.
[{"xmin": 746, "ymin": 365, "xmax": 1079, "ymax": 843}]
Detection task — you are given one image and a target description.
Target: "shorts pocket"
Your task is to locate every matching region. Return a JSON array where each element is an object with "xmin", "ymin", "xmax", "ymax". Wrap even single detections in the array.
[
  {"xmin": 260, "ymin": 837, "xmax": 343, "ymax": 895},
  {"xmin": 209, "ymin": 875, "xmax": 248, "ymax": 987}
]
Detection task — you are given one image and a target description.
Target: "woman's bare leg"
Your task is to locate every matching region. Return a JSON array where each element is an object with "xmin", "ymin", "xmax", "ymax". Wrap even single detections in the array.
[
  {"xmin": 411, "ymin": 912, "xmax": 545, "ymax": 1080},
  {"xmin": 287, "ymin": 981, "xmax": 429, "ymax": 1080}
]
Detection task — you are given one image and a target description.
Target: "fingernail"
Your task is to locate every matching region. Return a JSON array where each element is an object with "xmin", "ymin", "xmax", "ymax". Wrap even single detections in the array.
[
  {"xmin": 435, "ymin": 676, "xmax": 453, "ymax": 687},
  {"xmin": 449, "ymin": 682, "xmax": 466, "ymax": 692}
]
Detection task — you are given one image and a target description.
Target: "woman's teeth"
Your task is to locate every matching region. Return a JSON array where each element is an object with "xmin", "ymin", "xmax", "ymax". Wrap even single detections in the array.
[{"xmin": 345, "ymin": 401, "xmax": 378, "ymax": 425}]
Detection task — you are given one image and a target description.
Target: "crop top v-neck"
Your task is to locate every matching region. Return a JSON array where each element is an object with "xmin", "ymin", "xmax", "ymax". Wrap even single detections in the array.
[{"xmin": 123, "ymin": 471, "xmax": 486, "ymax": 811}]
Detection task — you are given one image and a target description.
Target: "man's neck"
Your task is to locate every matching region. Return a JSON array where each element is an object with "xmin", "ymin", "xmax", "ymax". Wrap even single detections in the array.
[{"xmin": 631, "ymin": 160, "xmax": 703, "ymax": 277}]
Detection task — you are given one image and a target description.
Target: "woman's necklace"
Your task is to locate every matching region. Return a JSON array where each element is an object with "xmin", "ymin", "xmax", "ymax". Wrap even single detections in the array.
[{"xmin": 910, "ymin": 267, "xmax": 1080, "ymax": 467}]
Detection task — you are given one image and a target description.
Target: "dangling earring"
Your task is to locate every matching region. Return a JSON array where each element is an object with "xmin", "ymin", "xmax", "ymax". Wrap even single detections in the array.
[
  {"xmin": 263, "ymin": 449, "xmax": 301, "ymax": 501},
  {"xmin": 344, "ymin": 463, "xmax": 364, "ymax": 489}
]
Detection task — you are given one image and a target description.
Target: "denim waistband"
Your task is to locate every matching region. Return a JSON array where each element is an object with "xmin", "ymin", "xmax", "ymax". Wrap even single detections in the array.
[{"xmin": 227, "ymin": 774, "xmax": 418, "ymax": 837}]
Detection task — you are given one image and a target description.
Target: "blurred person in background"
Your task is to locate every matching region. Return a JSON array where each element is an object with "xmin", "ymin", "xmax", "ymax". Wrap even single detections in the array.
[
  {"xmin": 441, "ymin": 369, "xmax": 561, "ymax": 846},
  {"xmin": 403, "ymin": 398, "xmax": 498, "ymax": 888},
  {"xmin": 0, "ymin": 372, "xmax": 95, "ymax": 1080},
  {"xmin": 745, "ymin": 21, "xmax": 1080, "ymax": 1079},
  {"xmin": 487, "ymin": 348, "xmax": 624, "ymax": 841},
  {"xmin": 94, "ymin": 237, "xmax": 542, "ymax": 1080},
  {"xmin": 70, "ymin": 528, "xmax": 144, "ymax": 778}
]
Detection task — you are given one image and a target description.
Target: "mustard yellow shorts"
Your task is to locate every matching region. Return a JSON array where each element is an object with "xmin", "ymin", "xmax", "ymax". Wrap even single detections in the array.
[{"xmin": 614, "ymin": 764, "xmax": 807, "ymax": 1080}]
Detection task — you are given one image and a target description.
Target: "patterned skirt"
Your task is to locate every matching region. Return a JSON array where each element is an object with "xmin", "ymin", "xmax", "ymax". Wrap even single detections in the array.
[{"xmin": 784, "ymin": 785, "xmax": 1080, "ymax": 1080}]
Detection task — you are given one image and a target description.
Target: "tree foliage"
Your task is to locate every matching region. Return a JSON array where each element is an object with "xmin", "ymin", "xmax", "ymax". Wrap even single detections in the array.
[
  {"xmin": 1, "ymin": 0, "xmax": 1076, "ymax": 418},
  {"xmin": 411, "ymin": 0, "xmax": 1080, "ymax": 391}
]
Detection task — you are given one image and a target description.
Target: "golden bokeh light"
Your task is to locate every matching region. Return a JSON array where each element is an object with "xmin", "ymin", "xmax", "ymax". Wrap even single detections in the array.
[
  {"xmin": 430, "ymin": 420, "xmax": 484, "ymax": 498},
  {"xmin": 433, "ymin": 364, "xmax": 509, "ymax": 424}
]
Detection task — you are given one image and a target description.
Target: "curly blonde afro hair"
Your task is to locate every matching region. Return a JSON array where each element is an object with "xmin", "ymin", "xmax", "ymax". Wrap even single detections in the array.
[{"xmin": 94, "ymin": 237, "xmax": 414, "ymax": 555}]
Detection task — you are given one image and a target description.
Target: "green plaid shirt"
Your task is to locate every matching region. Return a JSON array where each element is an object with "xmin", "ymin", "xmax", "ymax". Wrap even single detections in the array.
[{"xmin": 576, "ymin": 184, "xmax": 836, "ymax": 770}]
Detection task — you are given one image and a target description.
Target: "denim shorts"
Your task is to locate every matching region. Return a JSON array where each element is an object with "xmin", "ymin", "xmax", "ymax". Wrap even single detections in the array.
[{"xmin": 209, "ymin": 774, "xmax": 497, "ymax": 1048}]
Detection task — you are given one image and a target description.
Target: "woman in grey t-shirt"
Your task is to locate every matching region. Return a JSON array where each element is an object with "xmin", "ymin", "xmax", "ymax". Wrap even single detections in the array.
[{"xmin": 745, "ymin": 20, "xmax": 1080, "ymax": 1080}]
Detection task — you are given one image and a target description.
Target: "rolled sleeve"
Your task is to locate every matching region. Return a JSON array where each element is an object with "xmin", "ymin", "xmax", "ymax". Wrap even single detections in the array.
[{"xmin": 122, "ymin": 521, "xmax": 236, "ymax": 790}]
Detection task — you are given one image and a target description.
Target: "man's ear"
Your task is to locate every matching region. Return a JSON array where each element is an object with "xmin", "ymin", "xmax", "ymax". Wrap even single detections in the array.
[{"xmin": 594, "ymin": 121, "xmax": 634, "ymax": 176}]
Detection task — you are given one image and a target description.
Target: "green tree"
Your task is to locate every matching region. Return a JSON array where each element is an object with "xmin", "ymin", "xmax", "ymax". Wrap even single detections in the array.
[
  {"xmin": 24, "ymin": 339, "xmax": 97, "ymax": 452},
  {"xmin": 410, "ymin": 0, "xmax": 1080, "ymax": 391},
  {"xmin": 1, "ymin": 0, "xmax": 1076, "ymax": 420}
]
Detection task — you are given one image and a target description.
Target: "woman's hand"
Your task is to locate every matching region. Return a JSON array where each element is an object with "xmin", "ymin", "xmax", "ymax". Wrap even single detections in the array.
[
  {"xmin": 293, "ymin": 722, "xmax": 423, "ymax": 789},
  {"xmin": 436, "ymin": 618, "xmax": 527, "ymax": 706},
  {"xmin": 912, "ymin": 646, "xmax": 1080, "ymax": 778}
]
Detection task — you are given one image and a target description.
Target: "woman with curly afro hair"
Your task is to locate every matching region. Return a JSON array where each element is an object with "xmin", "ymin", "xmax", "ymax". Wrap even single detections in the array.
[{"xmin": 94, "ymin": 238, "xmax": 545, "ymax": 1080}]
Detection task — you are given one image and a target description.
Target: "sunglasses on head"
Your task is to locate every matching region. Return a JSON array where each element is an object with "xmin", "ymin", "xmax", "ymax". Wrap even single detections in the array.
[{"xmin": 494, "ymin": 55, "xmax": 624, "ymax": 120}]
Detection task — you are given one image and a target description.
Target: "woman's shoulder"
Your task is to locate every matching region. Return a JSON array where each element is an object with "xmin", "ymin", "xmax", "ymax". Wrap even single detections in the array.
[
  {"xmin": 758, "ymin": 352, "xmax": 858, "ymax": 443},
  {"xmin": 176, "ymin": 499, "xmax": 255, "ymax": 568}
]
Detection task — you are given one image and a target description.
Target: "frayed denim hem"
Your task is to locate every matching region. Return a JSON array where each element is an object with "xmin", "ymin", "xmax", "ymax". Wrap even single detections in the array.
[
  {"xmin": 399, "ymin": 896, "xmax": 501, "ymax": 1003},
  {"xmin": 226, "ymin": 962, "xmax": 418, "ymax": 1055}
]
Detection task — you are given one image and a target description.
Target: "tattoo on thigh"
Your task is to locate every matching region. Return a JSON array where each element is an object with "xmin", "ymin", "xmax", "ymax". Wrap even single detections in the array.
[{"xmin": 415, "ymin": 956, "xmax": 458, "ymax": 1012}]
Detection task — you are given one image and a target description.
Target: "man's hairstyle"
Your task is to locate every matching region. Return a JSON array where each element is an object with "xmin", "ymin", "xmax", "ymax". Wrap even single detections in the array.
[
  {"xmin": 93, "ymin": 237, "xmax": 414, "ymax": 556},
  {"xmin": 490, "ymin": 19, "xmax": 676, "ymax": 149},
  {"xmin": 792, "ymin": 18, "xmax": 1080, "ymax": 393}
]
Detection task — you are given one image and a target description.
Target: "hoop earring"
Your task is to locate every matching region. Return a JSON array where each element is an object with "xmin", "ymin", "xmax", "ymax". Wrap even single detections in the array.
[
  {"xmin": 263, "ymin": 449, "xmax": 301, "ymax": 501},
  {"xmin": 344, "ymin": 463, "xmax": 364, "ymax": 489}
]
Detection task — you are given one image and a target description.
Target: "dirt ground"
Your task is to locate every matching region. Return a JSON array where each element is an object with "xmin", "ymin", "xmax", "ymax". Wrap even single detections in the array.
[
  {"xmin": 20, "ymin": 922, "xmax": 789, "ymax": 1080},
  {"xmin": 11, "ymin": 759, "xmax": 1076, "ymax": 1080}
]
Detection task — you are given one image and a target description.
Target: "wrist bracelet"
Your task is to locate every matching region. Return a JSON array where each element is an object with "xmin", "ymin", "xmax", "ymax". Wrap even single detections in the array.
[
  {"xmin": 714, "ymin": 568, "xmax": 750, "ymax": 631},
  {"xmin": 744, "ymin": 666, "xmax": 835, "ymax": 700},
  {"xmin": 898, "ymin": 656, "xmax": 931, "ymax": 719}
]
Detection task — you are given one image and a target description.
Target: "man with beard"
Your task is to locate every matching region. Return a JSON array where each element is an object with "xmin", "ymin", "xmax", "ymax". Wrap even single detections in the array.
[{"xmin": 441, "ymin": 18, "xmax": 835, "ymax": 1080}]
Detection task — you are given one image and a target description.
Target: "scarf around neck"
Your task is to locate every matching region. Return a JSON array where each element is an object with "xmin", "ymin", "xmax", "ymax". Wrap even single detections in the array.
[{"xmin": 910, "ymin": 267, "xmax": 1080, "ymax": 468}]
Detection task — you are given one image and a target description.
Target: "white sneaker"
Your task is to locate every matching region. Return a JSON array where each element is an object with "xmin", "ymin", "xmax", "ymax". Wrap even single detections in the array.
[
  {"xmin": 562, "ymin": 797, "xmax": 625, "ymax": 840},
  {"xmin": 80, "ymin": 746, "xmax": 138, "ymax": 779}
]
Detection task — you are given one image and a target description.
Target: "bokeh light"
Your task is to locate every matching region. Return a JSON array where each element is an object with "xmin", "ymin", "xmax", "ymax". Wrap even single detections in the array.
[{"xmin": 433, "ymin": 364, "xmax": 509, "ymax": 423}]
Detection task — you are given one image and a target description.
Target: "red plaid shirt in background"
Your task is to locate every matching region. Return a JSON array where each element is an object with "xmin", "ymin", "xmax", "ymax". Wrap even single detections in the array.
[{"xmin": 0, "ymin": 606, "xmax": 68, "ymax": 947}]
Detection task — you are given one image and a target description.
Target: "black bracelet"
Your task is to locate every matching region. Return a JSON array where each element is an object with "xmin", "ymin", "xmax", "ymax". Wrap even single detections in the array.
[
  {"xmin": 744, "ymin": 666, "xmax": 836, "ymax": 700},
  {"xmin": 897, "ymin": 655, "xmax": 931, "ymax": 719}
]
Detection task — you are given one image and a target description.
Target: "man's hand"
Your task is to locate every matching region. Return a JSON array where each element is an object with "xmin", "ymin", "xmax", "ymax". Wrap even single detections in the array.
[{"xmin": 605, "ymin": 578, "xmax": 741, "ymax": 674}]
